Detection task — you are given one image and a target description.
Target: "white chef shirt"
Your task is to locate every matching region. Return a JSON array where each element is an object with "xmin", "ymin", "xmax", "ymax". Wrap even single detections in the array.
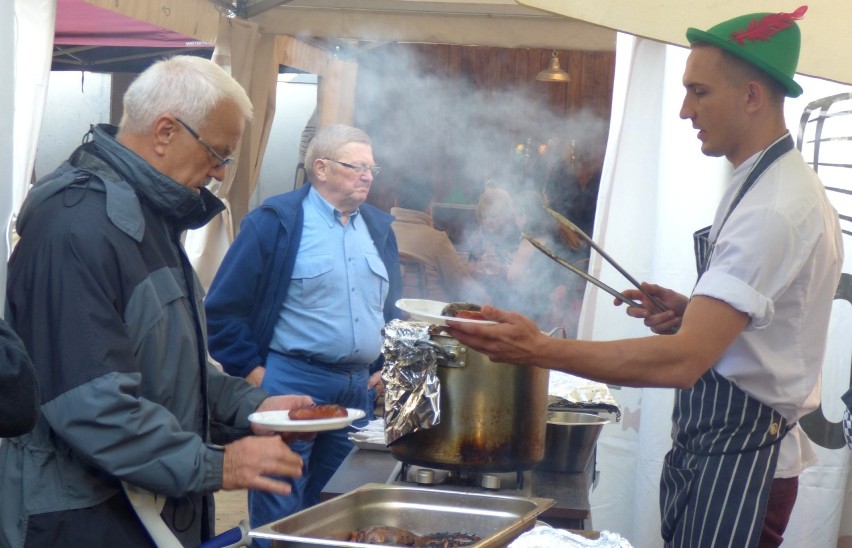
[{"xmin": 693, "ymin": 140, "xmax": 843, "ymax": 477}]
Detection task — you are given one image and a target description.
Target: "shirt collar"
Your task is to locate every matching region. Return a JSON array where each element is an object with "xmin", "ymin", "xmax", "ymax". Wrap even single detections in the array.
[
  {"xmin": 307, "ymin": 186, "xmax": 360, "ymax": 227},
  {"xmin": 731, "ymin": 132, "xmax": 791, "ymax": 185}
]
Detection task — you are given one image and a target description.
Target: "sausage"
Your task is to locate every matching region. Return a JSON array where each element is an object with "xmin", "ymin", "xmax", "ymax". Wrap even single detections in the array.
[
  {"xmin": 288, "ymin": 404, "xmax": 348, "ymax": 421},
  {"xmin": 349, "ymin": 526, "xmax": 419, "ymax": 545},
  {"xmin": 455, "ymin": 310, "xmax": 486, "ymax": 320},
  {"xmin": 440, "ymin": 302, "xmax": 482, "ymax": 318}
]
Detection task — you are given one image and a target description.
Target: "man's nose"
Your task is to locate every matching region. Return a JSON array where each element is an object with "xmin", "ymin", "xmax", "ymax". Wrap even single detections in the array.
[
  {"xmin": 679, "ymin": 97, "xmax": 692, "ymax": 120},
  {"xmin": 209, "ymin": 164, "xmax": 227, "ymax": 182}
]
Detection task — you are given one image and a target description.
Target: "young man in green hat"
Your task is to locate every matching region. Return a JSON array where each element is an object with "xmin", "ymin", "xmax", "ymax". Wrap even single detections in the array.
[{"xmin": 445, "ymin": 6, "xmax": 843, "ymax": 547}]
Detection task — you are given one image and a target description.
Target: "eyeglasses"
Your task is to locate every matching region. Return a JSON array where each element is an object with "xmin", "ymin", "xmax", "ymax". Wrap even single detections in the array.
[
  {"xmin": 175, "ymin": 117, "xmax": 234, "ymax": 169},
  {"xmin": 323, "ymin": 158, "xmax": 381, "ymax": 176}
]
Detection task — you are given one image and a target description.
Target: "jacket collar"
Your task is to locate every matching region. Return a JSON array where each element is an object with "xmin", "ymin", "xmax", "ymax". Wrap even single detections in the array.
[
  {"xmin": 86, "ymin": 124, "xmax": 225, "ymax": 232},
  {"xmin": 390, "ymin": 207, "xmax": 433, "ymax": 227}
]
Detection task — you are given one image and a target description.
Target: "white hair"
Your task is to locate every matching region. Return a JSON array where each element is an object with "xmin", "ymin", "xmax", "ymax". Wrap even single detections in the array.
[
  {"xmin": 120, "ymin": 55, "xmax": 253, "ymax": 134},
  {"xmin": 304, "ymin": 124, "xmax": 373, "ymax": 182}
]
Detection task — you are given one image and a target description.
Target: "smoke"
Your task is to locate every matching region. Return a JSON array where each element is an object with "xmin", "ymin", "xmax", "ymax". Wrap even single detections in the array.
[
  {"xmin": 352, "ymin": 44, "xmax": 606, "ymax": 331},
  {"xmin": 353, "ymin": 45, "xmax": 609, "ymax": 199}
]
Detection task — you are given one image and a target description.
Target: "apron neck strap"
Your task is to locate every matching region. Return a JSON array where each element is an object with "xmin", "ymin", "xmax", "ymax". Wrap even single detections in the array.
[{"xmin": 695, "ymin": 132, "xmax": 795, "ymax": 277}]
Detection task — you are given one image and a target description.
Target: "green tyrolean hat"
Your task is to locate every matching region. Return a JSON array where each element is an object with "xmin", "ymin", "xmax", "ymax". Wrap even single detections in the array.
[{"xmin": 686, "ymin": 6, "xmax": 807, "ymax": 97}]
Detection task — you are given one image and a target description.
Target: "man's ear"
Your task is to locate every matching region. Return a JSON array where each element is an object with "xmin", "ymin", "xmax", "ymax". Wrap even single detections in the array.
[
  {"xmin": 313, "ymin": 158, "xmax": 329, "ymax": 183},
  {"xmin": 152, "ymin": 115, "xmax": 177, "ymax": 156},
  {"xmin": 744, "ymin": 80, "xmax": 765, "ymax": 114}
]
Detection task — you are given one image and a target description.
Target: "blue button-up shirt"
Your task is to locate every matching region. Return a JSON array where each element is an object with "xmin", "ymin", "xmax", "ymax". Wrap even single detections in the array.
[{"xmin": 269, "ymin": 187, "xmax": 389, "ymax": 365}]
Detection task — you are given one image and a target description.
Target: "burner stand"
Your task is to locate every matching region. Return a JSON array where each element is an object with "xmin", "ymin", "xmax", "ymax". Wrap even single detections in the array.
[{"xmin": 391, "ymin": 461, "xmax": 534, "ymax": 497}]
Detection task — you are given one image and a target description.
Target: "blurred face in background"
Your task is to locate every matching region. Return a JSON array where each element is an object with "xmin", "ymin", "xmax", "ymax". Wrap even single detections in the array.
[
  {"xmin": 477, "ymin": 190, "xmax": 518, "ymax": 239},
  {"xmin": 480, "ymin": 204, "xmax": 514, "ymax": 236}
]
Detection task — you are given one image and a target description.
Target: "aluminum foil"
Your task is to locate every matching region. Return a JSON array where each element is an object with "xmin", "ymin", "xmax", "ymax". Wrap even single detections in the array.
[
  {"xmin": 380, "ymin": 319, "xmax": 442, "ymax": 444},
  {"xmin": 548, "ymin": 371, "xmax": 622, "ymax": 422}
]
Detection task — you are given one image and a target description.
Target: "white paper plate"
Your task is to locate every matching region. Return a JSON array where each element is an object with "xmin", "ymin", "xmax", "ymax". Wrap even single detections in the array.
[
  {"xmin": 395, "ymin": 298, "xmax": 496, "ymax": 327},
  {"xmin": 348, "ymin": 418, "xmax": 390, "ymax": 451},
  {"xmin": 248, "ymin": 408, "xmax": 366, "ymax": 432},
  {"xmin": 351, "ymin": 439, "xmax": 391, "ymax": 452}
]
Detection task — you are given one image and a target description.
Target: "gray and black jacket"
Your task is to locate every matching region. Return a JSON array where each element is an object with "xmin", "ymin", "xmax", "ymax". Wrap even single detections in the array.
[{"xmin": 0, "ymin": 125, "xmax": 266, "ymax": 547}]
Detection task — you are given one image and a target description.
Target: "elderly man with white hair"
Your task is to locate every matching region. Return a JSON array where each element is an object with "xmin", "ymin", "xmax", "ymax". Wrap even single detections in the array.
[
  {"xmin": 206, "ymin": 123, "xmax": 403, "ymax": 537},
  {"xmin": 0, "ymin": 56, "xmax": 312, "ymax": 547}
]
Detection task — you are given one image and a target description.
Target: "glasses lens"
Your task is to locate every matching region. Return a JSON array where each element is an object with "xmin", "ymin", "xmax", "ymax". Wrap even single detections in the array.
[{"xmin": 325, "ymin": 159, "xmax": 379, "ymax": 176}]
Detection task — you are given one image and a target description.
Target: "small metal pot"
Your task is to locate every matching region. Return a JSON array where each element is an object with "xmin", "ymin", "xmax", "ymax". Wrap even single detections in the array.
[
  {"xmin": 536, "ymin": 411, "xmax": 610, "ymax": 473},
  {"xmin": 390, "ymin": 334, "xmax": 550, "ymax": 472}
]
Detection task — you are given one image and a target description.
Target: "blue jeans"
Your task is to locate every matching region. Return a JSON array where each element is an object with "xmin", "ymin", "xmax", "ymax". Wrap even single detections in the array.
[{"xmin": 249, "ymin": 353, "xmax": 370, "ymax": 544}]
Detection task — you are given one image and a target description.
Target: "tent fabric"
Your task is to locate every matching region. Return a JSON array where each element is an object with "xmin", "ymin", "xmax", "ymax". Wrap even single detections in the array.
[
  {"xmin": 55, "ymin": 0, "xmax": 208, "ymax": 47},
  {"xmin": 0, "ymin": 3, "xmax": 19, "ymax": 299},
  {"xmin": 13, "ymin": 0, "xmax": 56, "ymax": 208},
  {"xmin": 582, "ymin": 33, "xmax": 852, "ymax": 546},
  {"xmin": 273, "ymin": 36, "xmax": 358, "ymax": 129},
  {"xmin": 51, "ymin": 45, "xmax": 213, "ymax": 74},
  {"xmin": 10, "ymin": 0, "xmax": 56, "ymax": 277},
  {"xmin": 85, "ymin": 0, "xmax": 614, "ymax": 52},
  {"xmin": 185, "ymin": 17, "xmax": 279, "ymax": 290},
  {"xmin": 83, "ymin": 0, "xmax": 219, "ymax": 46},
  {"xmin": 519, "ymin": 0, "xmax": 852, "ymax": 86},
  {"xmin": 52, "ymin": 0, "xmax": 213, "ymax": 74},
  {"xmin": 581, "ymin": 33, "xmax": 724, "ymax": 544}
]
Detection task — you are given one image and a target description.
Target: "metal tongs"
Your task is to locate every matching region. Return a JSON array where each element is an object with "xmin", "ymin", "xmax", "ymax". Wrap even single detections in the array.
[{"xmin": 522, "ymin": 207, "xmax": 668, "ymax": 312}]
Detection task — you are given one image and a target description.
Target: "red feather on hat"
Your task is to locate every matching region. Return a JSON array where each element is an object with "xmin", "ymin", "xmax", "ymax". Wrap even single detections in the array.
[{"xmin": 730, "ymin": 5, "xmax": 807, "ymax": 45}]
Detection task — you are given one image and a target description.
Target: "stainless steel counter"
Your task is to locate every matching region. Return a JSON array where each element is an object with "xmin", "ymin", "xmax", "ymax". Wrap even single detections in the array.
[{"xmin": 321, "ymin": 447, "xmax": 594, "ymax": 530}]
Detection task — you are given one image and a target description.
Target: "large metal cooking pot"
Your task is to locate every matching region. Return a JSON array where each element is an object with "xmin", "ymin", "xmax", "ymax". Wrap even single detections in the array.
[{"xmin": 389, "ymin": 333, "xmax": 550, "ymax": 472}]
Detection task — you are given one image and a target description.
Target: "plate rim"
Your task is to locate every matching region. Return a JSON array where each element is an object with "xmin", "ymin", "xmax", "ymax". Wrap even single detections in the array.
[
  {"xmin": 395, "ymin": 298, "xmax": 497, "ymax": 326},
  {"xmin": 248, "ymin": 408, "xmax": 366, "ymax": 432}
]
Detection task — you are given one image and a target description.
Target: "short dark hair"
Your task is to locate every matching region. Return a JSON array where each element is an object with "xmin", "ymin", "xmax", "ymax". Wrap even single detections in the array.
[
  {"xmin": 694, "ymin": 42, "xmax": 786, "ymax": 104},
  {"xmin": 396, "ymin": 179, "xmax": 434, "ymax": 211}
]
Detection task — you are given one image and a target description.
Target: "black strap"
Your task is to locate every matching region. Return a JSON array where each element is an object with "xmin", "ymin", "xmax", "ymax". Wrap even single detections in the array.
[{"xmin": 718, "ymin": 133, "xmax": 795, "ymax": 233}]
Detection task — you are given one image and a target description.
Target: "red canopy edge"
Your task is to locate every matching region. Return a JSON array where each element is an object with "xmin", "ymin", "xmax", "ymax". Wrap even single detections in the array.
[{"xmin": 55, "ymin": 0, "xmax": 213, "ymax": 48}]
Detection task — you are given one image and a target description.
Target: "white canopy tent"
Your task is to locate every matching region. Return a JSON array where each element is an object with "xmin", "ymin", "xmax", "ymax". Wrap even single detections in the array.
[
  {"xmin": 3, "ymin": 0, "xmax": 56, "ymax": 304},
  {"xmin": 520, "ymin": 0, "xmax": 852, "ymax": 85},
  {"xmin": 5, "ymin": 1, "xmax": 852, "ymax": 545}
]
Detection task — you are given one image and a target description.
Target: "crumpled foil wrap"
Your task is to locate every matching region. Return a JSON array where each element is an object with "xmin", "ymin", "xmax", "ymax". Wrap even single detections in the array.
[
  {"xmin": 380, "ymin": 319, "xmax": 442, "ymax": 444},
  {"xmin": 548, "ymin": 371, "xmax": 622, "ymax": 422}
]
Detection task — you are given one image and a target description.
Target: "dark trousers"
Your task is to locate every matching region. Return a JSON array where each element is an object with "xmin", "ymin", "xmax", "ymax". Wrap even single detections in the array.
[
  {"xmin": 758, "ymin": 477, "xmax": 799, "ymax": 548},
  {"xmin": 250, "ymin": 353, "xmax": 371, "ymax": 547}
]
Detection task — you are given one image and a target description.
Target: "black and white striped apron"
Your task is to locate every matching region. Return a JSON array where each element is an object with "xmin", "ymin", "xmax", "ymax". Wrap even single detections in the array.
[
  {"xmin": 662, "ymin": 134, "xmax": 796, "ymax": 547},
  {"xmin": 660, "ymin": 370, "xmax": 792, "ymax": 547}
]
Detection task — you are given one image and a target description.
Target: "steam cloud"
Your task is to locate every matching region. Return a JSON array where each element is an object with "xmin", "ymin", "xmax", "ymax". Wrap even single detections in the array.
[
  {"xmin": 354, "ymin": 45, "xmax": 609, "ymax": 200},
  {"xmin": 349, "ymin": 45, "xmax": 605, "ymax": 332}
]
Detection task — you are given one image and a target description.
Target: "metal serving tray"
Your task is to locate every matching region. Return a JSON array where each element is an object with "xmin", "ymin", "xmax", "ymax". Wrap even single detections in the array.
[{"xmin": 249, "ymin": 483, "xmax": 555, "ymax": 547}]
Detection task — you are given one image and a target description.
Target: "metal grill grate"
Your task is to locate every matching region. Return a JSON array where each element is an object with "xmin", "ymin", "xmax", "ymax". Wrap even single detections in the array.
[{"xmin": 797, "ymin": 92, "xmax": 852, "ymax": 237}]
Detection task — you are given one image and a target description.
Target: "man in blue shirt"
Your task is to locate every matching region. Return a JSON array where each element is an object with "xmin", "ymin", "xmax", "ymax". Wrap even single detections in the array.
[{"xmin": 206, "ymin": 124, "xmax": 402, "ymax": 532}]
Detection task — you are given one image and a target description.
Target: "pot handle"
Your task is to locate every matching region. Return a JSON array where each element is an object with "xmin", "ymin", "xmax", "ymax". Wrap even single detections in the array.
[{"xmin": 414, "ymin": 339, "xmax": 456, "ymax": 365}]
